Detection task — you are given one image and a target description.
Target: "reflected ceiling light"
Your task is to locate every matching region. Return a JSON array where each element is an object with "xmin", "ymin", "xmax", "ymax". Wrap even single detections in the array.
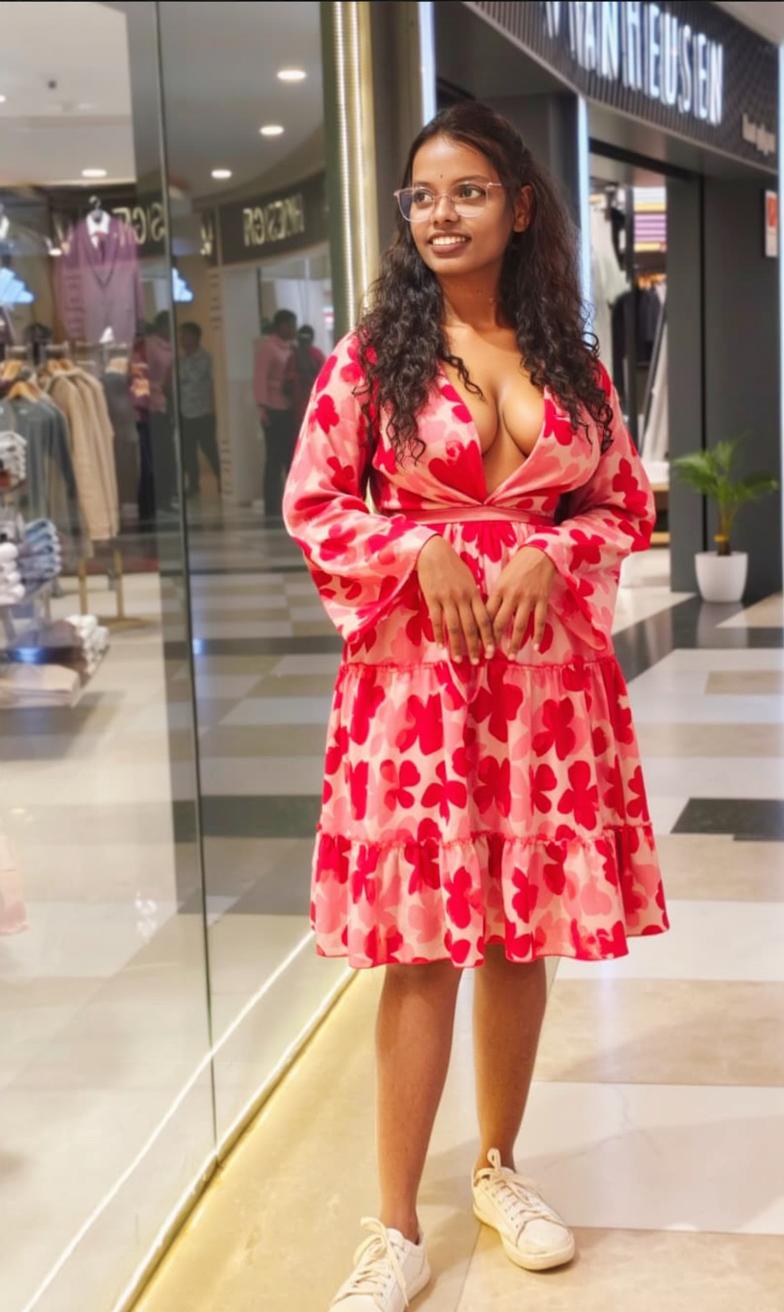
[
  {"xmin": 277, "ymin": 68, "xmax": 306, "ymax": 82},
  {"xmin": 259, "ymin": 123, "xmax": 284, "ymax": 137},
  {"xmin": 211, "ymin": 168, "xmax": 233, "ymax": 179},
  {"xmin": 0, "ymin": 95, "xmax": 6, "ymax": 104},
  {"xmin": 82, "ymin": 167, "xmax": 107, "ymax": 179}
]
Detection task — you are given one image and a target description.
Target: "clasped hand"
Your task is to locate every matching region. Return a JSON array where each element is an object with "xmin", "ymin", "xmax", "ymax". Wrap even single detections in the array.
[{"xmin": 417, "ymin": 536, "xmax": 556, "ymax": 663}]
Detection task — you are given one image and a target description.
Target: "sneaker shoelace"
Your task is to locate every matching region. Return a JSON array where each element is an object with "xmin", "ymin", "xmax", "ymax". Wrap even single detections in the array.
[
  {"xmin": 476, "ymin": 1148, "xmax": 564, "ymax": 1243},
  {"xmin": 338, "ymin": 1216, "xmax": 413, "ymax": 1308}
]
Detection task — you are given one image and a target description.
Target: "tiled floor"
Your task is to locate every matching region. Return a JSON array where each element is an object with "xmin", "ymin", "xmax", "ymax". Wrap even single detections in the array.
[{"xmin": 127, "ymin": 545, "xmax": 784, "ymax": 1311}]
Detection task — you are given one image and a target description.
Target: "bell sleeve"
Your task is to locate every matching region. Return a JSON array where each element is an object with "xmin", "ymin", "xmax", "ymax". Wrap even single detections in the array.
[
  {"xmin": 282, "ymin": 332, "xmax": 440, "ymax": 643},
  {"xmin": 525, "ymin": 363, "xmax": 656, "ymax": 652}
]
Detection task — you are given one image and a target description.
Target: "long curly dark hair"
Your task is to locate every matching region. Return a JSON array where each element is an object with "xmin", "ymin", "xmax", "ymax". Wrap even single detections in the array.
[{"xmin": 355, "ymin": 100, "xmax": 612, "ymax": 462}]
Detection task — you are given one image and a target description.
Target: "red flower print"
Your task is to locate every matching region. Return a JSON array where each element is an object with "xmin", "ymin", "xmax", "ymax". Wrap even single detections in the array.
[
  {"xmin": 320, "ymin": 522, "xmax": 357, "ymax": 561},
  {"xmin": 349, "ymin": 674, "xmax": 385, "ymax": 745},
  {"xmin": 459, "ymin": 518, "xmax": 517, "ymax": 562},
  {"xmin": 451, "ymin": 726, "xmax": 478, "ymax": 777},
  {"xmin": 325, "ymin": 454, "xmax": 358, "ymax": 491},
  {"xmin": 397, "ymin": 693, "xmax": 444, "ymax": 754},
  {"xmin": 595, "ymin": 920, "xmax": 628, "ymax": 958},
  {"xmin": 472, "ymin": 664, "xmax": 524, "ymax": 742},
  {"xmin": 312, "ymin": 392, "xmax": 339, "ymax": 434},
  {"xmin": 627, "ymin": 765, "xmax": 650, "ymax": 821},
  {"xmin": 533, "ymin": 697, "xmax": 576, "ymax": 760},
  {"xmin": 537, "ymin": 621, "xmax": 554, "ymax": 655},
  {"xmin": 325, "ymin": 726, "xmax": 348, "ymax": 775},
  {"xmin": 547, "ymin": 406, "xmax": 574, "ymax": 447},
  {"xmin": 592, "ymin": 725, "xmax": 608, "ymax": 756},
  {"xmin": 542, "ymin": 841, "xmax": 567, "ymax": 894},
  {"xmin": 422, "ymin": 762, "xmax": 467, "ymax": 821},
  {"xmin": 405, "ymin": 603, "xmax": 435, "ymax": 647},
  {"xmin": 315, "ymin": 353, "xmax": 337, "ymax": 392},
  {"xmin": 444, "ymin": 865, "xmax": 480, "ymax": 929},
  {"xmin": 602, "ymin": 756, "xmax": 625, "ymax": 816},
  {"xmin": 351, "ymin": 842, "xmax": 380, "ymax": 904},
  {"xmin": 364, "ymin": 925, "xmax": 403, "ymax": 965},
  {"xmin": 563, "ymin": 660, "xmax": 588, "ymax": 692},
  {"xmin": 505, "ymin": 923, "xmax": 533, "ymax": 958},
  {"xmin": 568, "ymin": 528, "xmax": 604, "ymax": 570},
  {"xmin": 318, "ymin": 831, "xmax": 351, "ymax": 883},
  {"xmin": 596, "ymin": 836, "xmax": 618, "ymax": 886},
  {"xmin": 348, "ymin": 760, "xmax": 369, "ymax": 820},
  {"xmin": 366, "ymin": 517, "xmax": 413, "ymax": 553},
  {"xmin": 439, "ymin": 381, "xmax": 474, "ymax": 426},
  {"xmin": 445, "ymin": 929, "xmax": 473, "ymax": 965},
  {"xmin": 403, "ymin": 818, "xmax": 441, "ymax": 894},
  {"xmin": 380, "ymin": 758, "xmax": 420, "ymax": 809},
  {"xmin": 557, "ymin": 760, "xmax": 599, "ymax": 829},
  {"xmin": 511, "ymin": 865, "xmax": 537, "ymax": 920},
  {"xmin": 530, "ymin": 762, "xmax": 557, "ymax": 813},
  {"xmin": 612, "ymin": 458, "xmax": 650, "ymax": 517},
  {"xmin": 474, "ymin": 756, "xmax": 511, "ymax": 817}
]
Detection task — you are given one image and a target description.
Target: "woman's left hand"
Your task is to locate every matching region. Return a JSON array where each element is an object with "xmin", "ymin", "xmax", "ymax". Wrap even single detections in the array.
[{"xmin": 486, "ymin": 546, "xmax": 556, "ymax": 654}]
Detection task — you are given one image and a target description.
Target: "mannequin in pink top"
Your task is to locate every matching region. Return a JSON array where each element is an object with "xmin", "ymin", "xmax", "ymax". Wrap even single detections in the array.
[{"xmin": 252, "ymin": 307, "xmax": 297, "ymax": 520}]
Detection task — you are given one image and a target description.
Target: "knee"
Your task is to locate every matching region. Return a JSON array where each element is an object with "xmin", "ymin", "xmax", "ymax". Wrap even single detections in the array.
[{"xmin": 384, "ymin": 958, "xmax": 461, "ymax": 992}]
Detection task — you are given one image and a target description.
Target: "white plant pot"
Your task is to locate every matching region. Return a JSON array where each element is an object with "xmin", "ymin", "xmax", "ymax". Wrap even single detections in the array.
[{"xmin": 695, "ymin": 551, "xmax": 748, "ymax": 602}]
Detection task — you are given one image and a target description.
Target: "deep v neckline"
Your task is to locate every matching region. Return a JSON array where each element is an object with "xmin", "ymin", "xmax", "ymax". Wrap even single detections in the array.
[{"xmin": 436, "ymin": 362, "xmax": 549, "ymax": 501}]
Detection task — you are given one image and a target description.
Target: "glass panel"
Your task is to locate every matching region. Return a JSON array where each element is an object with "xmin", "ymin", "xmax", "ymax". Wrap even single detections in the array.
[
  {"xmin": 157, "ymin": 0, "xmax": 349, "ymax": 1144},
  {"xmin": 0, "ymin": 4, "xmax": 214, "ymax": 1308}
]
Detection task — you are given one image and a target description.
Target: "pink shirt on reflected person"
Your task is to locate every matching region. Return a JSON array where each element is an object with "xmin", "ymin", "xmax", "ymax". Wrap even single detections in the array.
[{"xmin": 253, "ymin": 333, "xmax": 294, "ymax": 411}]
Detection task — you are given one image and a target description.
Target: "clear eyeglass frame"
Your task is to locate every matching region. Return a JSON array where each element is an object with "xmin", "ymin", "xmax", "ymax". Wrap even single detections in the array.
[{"xmin": 394, "ymin": 180, "xmax": 506, "ymax": 223}]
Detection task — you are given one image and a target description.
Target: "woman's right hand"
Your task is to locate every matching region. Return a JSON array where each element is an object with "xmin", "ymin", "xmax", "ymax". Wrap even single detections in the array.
[{"xmin": 416, "ymin": 536, "xmax": 495, "ymax": 663}]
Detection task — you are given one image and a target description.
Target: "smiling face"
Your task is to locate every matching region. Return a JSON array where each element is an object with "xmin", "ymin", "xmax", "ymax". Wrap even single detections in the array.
[{"xmin": 407, "ymin": 134, "xmax": 532, "ymax": 279}]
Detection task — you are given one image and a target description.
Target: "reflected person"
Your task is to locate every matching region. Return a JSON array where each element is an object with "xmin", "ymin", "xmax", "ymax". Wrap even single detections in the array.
[
  {"xmin": 253, "ymin": 307, "xmax": 297, "ymax": 520},
  {"xmin": 178, "ymin": 321, "xmax": 221, "ymax": 497}
]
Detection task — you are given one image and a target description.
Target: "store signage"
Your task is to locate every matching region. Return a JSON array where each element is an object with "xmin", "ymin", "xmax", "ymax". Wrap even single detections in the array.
[
  {"xmin": 219, "ymin": 173, "xmax": 328, "ymax": 265},
  {"xmin": 542, "ymin": 2, "xmax": 723, "ymax": 126},
  {"xmin": 468, "ymin": 0, "xmax": 777, "ymax": 168},
  {"xmin": 764, "ymin": 190, "xmax": 778, "ymax": 260}
]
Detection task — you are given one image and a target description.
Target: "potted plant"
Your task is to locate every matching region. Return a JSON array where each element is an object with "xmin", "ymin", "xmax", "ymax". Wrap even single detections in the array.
[{"xmin": 672, "ymin": 435, "xmax": 779, "ymax": 603}]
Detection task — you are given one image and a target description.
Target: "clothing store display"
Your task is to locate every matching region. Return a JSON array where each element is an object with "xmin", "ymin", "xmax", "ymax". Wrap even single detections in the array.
[
  {"xmin": 54, "ymin": 214, "xmax": 143, "ymax": 347},
  {"xmin": 589, "ymin": 204, "xmax": 628, "ymax": 371},
  {"xmin": 472, "ymin": 1149, "xmax": 575, "ymax": 1270},
  {"xmin": 253, "ymin": 333, "xmax": 294, "ymax": 412},
  {"xmin": 18, "ymin": 519, "xmax": 62, "ymax": 585},
  {"xmin": 329, "ymin": 1218, "xmax": 430, "ymax": 1311},
  {"xmin": 0, "ymin": 662, "xmax": 81, "ymax": 709},
  {"xmin": 0, "ymin": 431, "xmax": 26, "ymax": 487},
  {"xmin": 0, "ymin": 540, "xmax": 24, "ymax": 603},
  {"xmin": 44, "ymin": 370, "xmax": 119, "ymax": 541},
  {"xmin": 0, "ymin": 397, "xmax": 85, "ymax": 555},
  {"xmin": 283, "ymin": 332, "xmax": 668, "ymax": 968}
]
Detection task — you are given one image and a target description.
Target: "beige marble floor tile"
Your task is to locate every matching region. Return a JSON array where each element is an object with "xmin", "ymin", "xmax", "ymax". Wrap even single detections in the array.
[
  {"xmin": 535, "ymin": 979, "xmax": 784, "ymax": 1086},
  {"xmin": 718, "ymin": 593, "xmax": 783, "ymax": 629},
  {"xmin": 654, "ymin": 835, "xmax": 784, "ymax": 901},
  {"xmin": 200, "ymin": 723, "xmax": 328, "ymax": 758},
  {"xmin": 456, "ymin": 1227, "xmax": 784, "ymax": 1311},
  {"xmin": 706, "ymin": 670, "xmax": 784, "ymax": 695},
  {"xmin": 637, "ymin": 720, "xmax": 784, "ymax": 758}
]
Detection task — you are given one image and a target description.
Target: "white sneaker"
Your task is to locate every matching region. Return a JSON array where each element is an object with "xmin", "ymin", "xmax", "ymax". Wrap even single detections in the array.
[
  {"xmin": 472, "ymin": 1148, "xmax": 575, "ymax": 1271},
  {"xmin": 329, "ymin": 1216, "xmax": 431, "ymax": 1310}
]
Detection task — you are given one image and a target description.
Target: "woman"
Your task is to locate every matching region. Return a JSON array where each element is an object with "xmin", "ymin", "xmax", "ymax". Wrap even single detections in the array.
[{"xmin": 283, "ymin": 102, "xmax": 668, "ymax": 1311}]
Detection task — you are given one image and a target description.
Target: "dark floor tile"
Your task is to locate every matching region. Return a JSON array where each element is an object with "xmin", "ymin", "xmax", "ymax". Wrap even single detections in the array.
[
  {"xmin": 673, "ymin": 798, "xmax": 784, "ymax": 840},
  {"xmin": 174, "ymin": 793, "xmax": 321, "ymax": 840}
]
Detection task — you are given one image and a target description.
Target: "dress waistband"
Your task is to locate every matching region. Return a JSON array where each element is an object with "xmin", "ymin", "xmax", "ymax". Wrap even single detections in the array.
[{"xmin": 399, "ymin": 505, "xmax": 554, "ymax": 526}]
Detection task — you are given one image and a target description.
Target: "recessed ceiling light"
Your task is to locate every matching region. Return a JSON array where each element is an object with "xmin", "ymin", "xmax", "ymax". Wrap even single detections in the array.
[
  {"xmin": 82, "ymin": 168, "xmax": 107, "ymax": 179},
  {"xmin": 211, "ymin": 168, "xmax": 233, "ymax": 180},
  {"xmin": 259, "ymin": 124, "xmax": 284, "ymax": 137},
  {"xmin": 0, "ymin": 95, "xmax": 6, "ymax": 104},
  {"xmin": 277, "ymin": 68, "xmax": 306, "ymax": 83}
]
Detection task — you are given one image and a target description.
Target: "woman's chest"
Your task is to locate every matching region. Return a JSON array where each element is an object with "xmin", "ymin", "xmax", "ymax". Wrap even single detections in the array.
[{"xmin": 441, "ymin": 335, "xmax": 544, "ymax": 457}]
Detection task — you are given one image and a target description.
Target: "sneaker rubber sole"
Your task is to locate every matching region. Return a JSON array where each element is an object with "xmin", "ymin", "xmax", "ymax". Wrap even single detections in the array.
[{"xmin": 472, "ymin": 1200, "xmax": 576, "ymax": 1271}]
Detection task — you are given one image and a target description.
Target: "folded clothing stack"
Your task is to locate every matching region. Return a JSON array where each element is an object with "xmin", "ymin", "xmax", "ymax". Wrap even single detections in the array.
[
  {"xmin": 18, "ymin": 519, "xmax": 63, "ymax": 587},
  {"xmin": 0, "ymin": 541, "xmax": 24, "ymax": 605},
  {"xmin": 0, "ymin": 431, "xmax": 27, "ymax": 488},
  {"xmin": 63, "ymin": 613, "xmax": 110, "ymax": 676},
  {"xmin": 0, "ymin": 663, "xmax": 81, "ymax": 709}
]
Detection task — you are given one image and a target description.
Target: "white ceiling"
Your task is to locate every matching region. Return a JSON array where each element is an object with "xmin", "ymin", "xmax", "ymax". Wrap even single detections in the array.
[
  {"xmin": 0, "ymin": 0, "xmax": 323, "ymax": 197},
  {"xmin": 716, "ymin": 2, "xmax": 784, "ymax": 45}
]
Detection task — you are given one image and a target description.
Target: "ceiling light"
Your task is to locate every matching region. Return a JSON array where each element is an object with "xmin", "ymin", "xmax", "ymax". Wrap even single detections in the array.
[
  {"xmin": 82, "ymin": 168, "xmax": 107, "ymax": 179},
  {"xmin": 277, "ymin": 68, "xmax": 306, "ymax": 83},
  {"xmin": 211, "ymin": 168, "xmax": 233, "ymax": 180},
  {"xmin": 0, "ymin": 95, "xmax": 6, "ymax": 104},
  {"xmin": 259, "ymin": 124, "xmax": 284, "ymax": 137}
]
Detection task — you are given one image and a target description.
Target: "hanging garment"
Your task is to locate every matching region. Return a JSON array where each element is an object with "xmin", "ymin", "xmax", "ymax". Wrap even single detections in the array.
[
  {"xmin": 54, "ymin": 215, "xmax": 143, "ymax": 346},
  {"xmin": 44, "ymin": 372, "xmax": 119, "ymax": 541},
  {"xmin": 590, "ymin": 206, "xmax": 628, "ymax": 372},
  {"xmin": 102, "ymin": 368, "xmax": 140, "ymax": 512},
  {"xmin": 282, "ymin": 333, "xmax": 669, "ymax": 969},
  {"xmin": 0, "ymin": 397, "xmax": 86, "ymax": 557}
]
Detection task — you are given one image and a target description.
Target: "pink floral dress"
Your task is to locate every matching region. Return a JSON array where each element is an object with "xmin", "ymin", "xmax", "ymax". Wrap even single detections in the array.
[{"xmin": 282, "ymin": 331, "xmax": 669, "ymax": 968}]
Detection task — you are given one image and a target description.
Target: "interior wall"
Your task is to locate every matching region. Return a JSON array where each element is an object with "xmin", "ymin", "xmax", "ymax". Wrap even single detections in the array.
[{"xmin": 703, "ymin": 177, "xmax": 782, "ymax": 598}]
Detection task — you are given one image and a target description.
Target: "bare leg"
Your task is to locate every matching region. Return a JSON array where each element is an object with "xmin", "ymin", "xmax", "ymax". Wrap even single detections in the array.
[
  {"xmin": 472, "ymin": 947, "xmax": 547, "ymax": 1174},
  {"xmin": 376, "ymin": 959, "xmax": 463, "ymax": 1241}
]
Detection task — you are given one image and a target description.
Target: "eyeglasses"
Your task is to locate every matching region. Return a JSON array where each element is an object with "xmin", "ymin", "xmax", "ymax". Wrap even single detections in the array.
[{"xmin": 394, "ymin": 181, "xmax": 505, "ymax": 223}]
